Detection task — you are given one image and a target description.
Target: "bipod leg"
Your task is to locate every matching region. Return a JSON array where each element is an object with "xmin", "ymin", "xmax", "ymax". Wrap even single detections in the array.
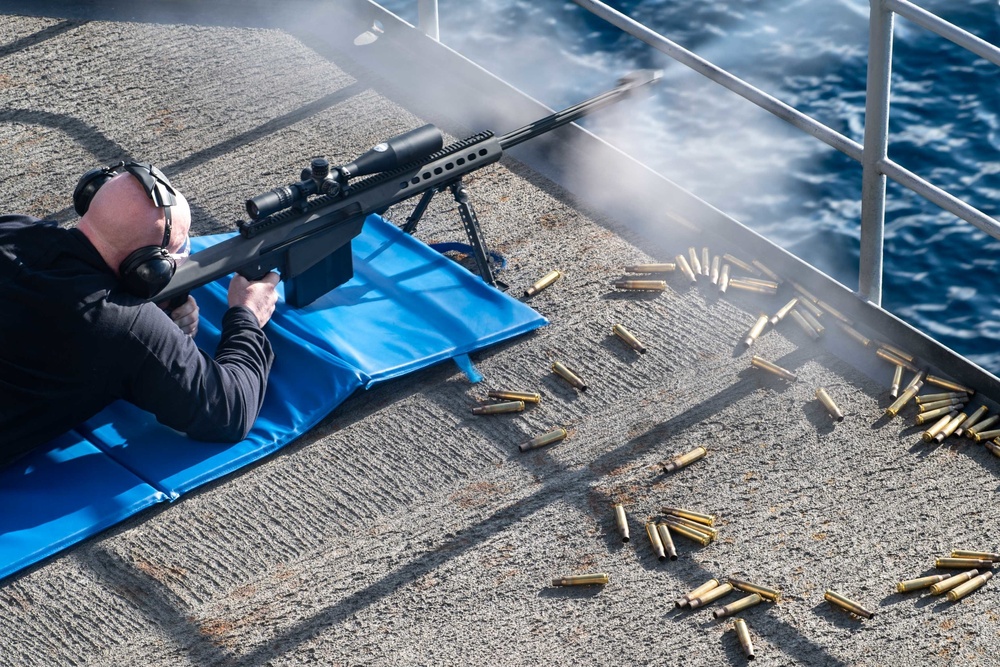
[
  {"xmin": 448, "ymin": 179, "xmax": 505, "ymax": 289},
  {"xmin": 402, "ymin": 187, "xmax": 438, "ymax": 235}
]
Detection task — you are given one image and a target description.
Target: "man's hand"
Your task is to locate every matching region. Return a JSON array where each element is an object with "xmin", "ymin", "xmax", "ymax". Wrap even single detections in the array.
[
  {"xmin": 162, "ymin": 295, "xmax": 199, "ymax": 337},
  {"xmin": 228, "ymin": 272, "xmax": 280, "ymax": 327}
]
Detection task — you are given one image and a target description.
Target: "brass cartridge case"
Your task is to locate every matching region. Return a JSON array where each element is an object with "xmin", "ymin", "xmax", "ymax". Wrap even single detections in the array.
[
  {"xmin": 710, "ymin": 255, "xmax": 721, "ymax": 285},
  {"xmin": 922, "ymin": 413, "xmax": 957, "ymax": 442},
  {"xmin": 789, "ymin": 309, "xmax": 820, "ymax": 340},
  {"xmin": 885, "ymin": 382, "xmax": 923, "ymax": 417},
  {"xmin": 729, "ymin": 577, "xmax": 782, "ymax": 602},
  {"xmin": 751, "ymin": 355, "xmax": 797, "ymax": 381},
  {"xmin": 472, "ymin": 400, "xmax": 525, "ymax": 415},
  {"xmin": 824, "ymin": 590, "xmax": 875, "ymax": 619},
  {"xmin": 816, "ymin": 299, "xmax": 854, "ymax": 325},
  {"xmin": 734, "ymin": 618, "xmax": 755, "ymax": 660},
  {"xmin": 688, "ymin": 247, "xmax": 703, "ymax": 276},
  {"xmin": 916, "ymin": 392, "xmax": 967, "ymax": 404},
  {"xmin": 904, "ymin": 370, "xmax": 927, "ymax": 392},
  {"xmin": 795, "ymin": 296, "xmax": 824, "ymax": 319},
  {"xmin": 645, "ymin": 521, "xmax": 666, "ymax": 561},
  {"xmin": 744, "ymin": 314, "xmax": 770, "ymax": 347},
  {"xmin": 751, "ymin": 260, "xmax": 782, "ymax": 283},
  {"xmin": 613, "ymin": 503, "xmax": 629, "ymax": 543},
  {"xmin": 739, "ymin": 277, "xmax": 781, "ymax": 290},
  {"xmin": 925, "ymin": 375, "xmax": 975, "ymax": 395},
  {"xmin": 929, "ymin": 569, "xmax": 979, "ymax": 595},
  {"xmin": 722, "ymin": 253, "xmax": 760, "ymax": 275},
  {"xmin": 890, "ymin": 364, "xmax": 904, "ymax": 398},
  {"xmin": 718, "ymin": 264, "xmax": 731, "ymax": 293},
  {"xmin": 946, "ymin": 571, "xmax": 992, "ymax": 602},
  {"xmin": 524, "ymin": 269, "xmax": 563, "ymax": 297},
  {"xmin": 713, "ymin": 593, "xmax": 763, "ymax": 619},
  {"xmin": 689, "ymin": 582, "xmax": 734, "ymax": 608},
  {"xmin": 612, "ymin": 279, "xmax": 666, "ymax": 291},
  {"xmin": 770, "ymin": 297, "xmax": 799, "ymax": 326},
  {"xmin": 896, "ymin": 574, "xmax": 948, "ymax": 593},
  {"xmin": 656, "ymin": 523, "xmax": 678, "ymax": 561},
  {"xmin": 624, "ymin": 263, "xmax": 676, "ymax": 273},
  {"xmin": 836, "ymin": 321, "xmax": 872, "ymax": 348},
  {"xmin": 955, "ymin": 405, "xmax": 988, "ymax": 436},
  {"xmin": 676, "ymin": 578, "xmax": 720, "ymax": 608},
  {"xmin": 935, "ymin": 557, "xmax": 994, "ymax": 569},
  {"xmin": 951, "ymin": 550, "xmax": 1000, "ymax": 562},
  {"xmin": 878, "ymin": 342, "xmax": 915, "ymax": 362},
  {"xmin": 987, "ymin": 441, "xmax": 1000, "ymax": 457},
  {"xmin": 934, "ymin": 412, "xmax": 968, "ymax": 443},
  {"xmin": 663, "ymin": 518, "xmax": 712, "ymax": 546},
  {"xmin": 519, "ymin": 428, "xmax": 568, "ymax": 452},
  {"xmin": 675, "ymin": 254, "xmax": 698, "ymax": 283},
  {"xmin": 876, "ymin": 348, "xmax": 917, "ymax": 372},
  {"xmin": 666, "ymin": 515, "xmax": 720, "ymax": 540},
  {"xmin": 662, "ymin": 506, "xmax": 716, "ymax": 527},
  {"xmin": 662, "ymin": 446, "xmax": 707, "ymax": 473},
  {"xmin": 551, "ymin": 362, "xmax": 587, "ymax": 391},
  {"xmin": 799, "ymin": 307, "xmax": 826, "ymax": 335},
  {"xmin": 973, "ymin": 428, "xmax": 1000, "ymax": 443},
  {"xmin": 487, "ymin": 390, "xmax": 541, "ymax": 404},
  {"xmin": 702, "ymin": 247, "xmax": 711, "ymax": 276},
  {"xmin": 966, "ymin": 415, "xmax": 1000, "ymax": 440},
  {"xmin": 788, "ymin": 279, "xmax": 819, "ymax": 303},
  {"xmin": 551, "ymin": 573, "xmax": 609, "ymax": 587},
  {"xmin": 815, "ymin": 388, "xmax": 845, "ymax": 422},
  {"xmin": 613, "ymin": 323, "xmax": 647, "ymax": 353},
  {"xmin": 919, "ymin": 398, "xmax": 965, "ymax": 412},
  {"xmin": 728, "ymin": 279, "xmax": 778, "ymax": 295},
  {"xmin": 915, "ymin": 405, "xmax": 958, "ymax": 425}
]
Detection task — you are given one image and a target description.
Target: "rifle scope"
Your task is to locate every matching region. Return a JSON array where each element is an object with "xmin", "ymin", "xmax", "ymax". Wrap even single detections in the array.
[{"xmin": 245, "ymin": 124, "xmax": 443, "ymax": 220}]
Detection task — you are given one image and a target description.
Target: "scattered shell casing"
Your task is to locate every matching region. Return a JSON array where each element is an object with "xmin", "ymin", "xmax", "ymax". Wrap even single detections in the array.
[
  {"xmin": 795, "ymin": 296, "xmax": 825, "ymax": 319},
  {"xmin": 728, "ymin": 279, "xmax": 777, "ymax": 295},
  {"xmin": 738, "ymin": 277, "xmax": 781, "ymax": 290},
  {"xmin": 955, "ymin": 405, "xmax": 988, "ymax": 436},
  {"xmin": 551, "ymin": 573, "xmax": 609, "ymax": 587},
  {"xmin": 613, "ymin": 323, "xmax": 647, "ymax": 353},
  {"xmin": 799, "ymin": 308, "xmax": 826, "ymax": 336},
  {"xmin": 750, "ymin": 355, "xmax": 797, "ymax": 382},
  {"xmin": 524, "ymin": 269, "xmax": 563, "ymax": 297},
  {"xmin": 879, "ymin": 342, "xmax": 915, "ymax": 362},
  {"xmin": 751, "ymin": 260, "xmax": 782, "ymax": 283},
  {"xmin": 935, "ymin": 557, "xmax": 994, "ymax": 569},
  {"xmin": 951, "ymin": 550, "xmax": 1000, "ymax": 562},
  {"xmin": 662, "ymin": 446, "xmax": 707, "ymax": 473},
  {"xmin": 487, "ymin": 390, "xmax": 541, "ymax": 404},
  {"xmin": 689, "ymin": 582, "xmax": 734, "ymax": 608},
  {"xmin": 710, "ymin": 255, "xmax": 721, "ymax": 285},
  {"xmin": 905, "ymin": 370, "xmax": 927, "ymax": 392},
  {"xmin": 613, "ymin": 503, "xmax": 630, "ymax": 543},
  {"xmin": 701, "ymin": 247, "xmax": 711, "ymax": 276},
  {"xmin": 645, "ymin": 521, "xmax": 666, "ymax": 561},
  {"xmin": 890, "ymin": 364, "xmax": 904, "ymax": 398},
  {"xmin": 824, "ymin": 590, "xmax": 875, "ymax": 619},
  {"xmin": 925, "ymin": 375, "xmax": 975, "ymax": 395},
  {"xmin": 734, "ymin": 618, "xmax": 755, "ymax": 660},
  {"xmin": 836, "ymin": 321, "xmax": 871, "ymax": 348},
  {"xmin": 722, "ymin": 254, "xmax": 760, "ymax": 275},
  {"xmin": 472, "ymin": 400, "xmax": 525, "ymax": 415},
  {"xmin": 713, "ymin": 593, "xmax": 763, "ymax": 619},
  {"xmin": 518, "ymin": 428, "xmax": 568, "ymax": 452},
  {"xmin": 612, "ymin": 279, "xmax": 666, "ymax": 291},
  {"xmin": 789, "ymin": 309, "xmax": 820, "ymax": 340},
  {"xmin": 816, "ymin": 299, "xmax": 854, "ymax": 325},
  {"xmin": 916, "ymin": 392, "xmax": 968, "ymax": 404},
  {"xmin": 656, "ymin": 523, "xmax": 678, "ymax": 561},
  {"xmin": 744, "ymin": 314, "xmax": 770, "ymax": 347},
  {"xmin": 770, "ymin": 297, "xmax": 799, "ymax": 326},
  {"xmin": 815, "ymin": 388, "xmax": 845, "ymax": 422},
  {"xmin": 896, "ymin": 574, "xmax": 949, "ymax": 593},
  {"xmin": 551, "ymin": 362, "xmax": 587, "ymax": 391},
  {"xmin": 919, "ymin": 398, "xmax": 965, "ymax": 412},
  {"xmin": 946, "ymin": 571, "xmax": 993, "ymax": 602},
  {"xmin": 729, "ymin": 577, "xmax": 782, "ymax": 602},
  {"xmin": 665, "ymin": 514, "xmax": 720, "ymax": 540},
  {"xmin": 625, "ymin": 263, "xmax": 675, "ymax": 273},
  {"xmin": 987, "ymin": 441, "xmax": 1000, "ymax": 457},
  {"xmin": 929, "ymin": 569, "xmax": 979, "ymax": 595},
  {"xmin": 966, "ymin": 415, "xmax": 1000, "ymax": 440},
  {"xmin": 718, "ymin": 264, "xmax": 731, "ymax": 293},
  {"xmin": 876, "ymin": 348, "xmax": 918, "ymax": 373},
  {"xmin": 676, "ymin": 254, "xmax": 698, "ymax": 283},
  {"xmin": 885, "ymin": 382, "xmax": 923, "ymax": 417},
  {"xmin": 662, "ymin": 518, "xmax": 712, "ymax": 546},
  {"xmin": 676, "ymin": 578, "xmax": 720, "ymax": 608},
  {"xmin": 915, "ymin": 405, "xmax": 959, "ymax": 425},
  {"xmin": 973, "ymin": 428, "xmax": 1000, "ymax": 443},
  {"xmin": 662, "ymin": 506, "xmax": 716, "ymax": 527},
  {"xmin": 922, "ymin": 413, "xmax": 957, "ymax": 442},
  {"xmin": 688, "ymin": 247, "xmax": 703, "ymax": 276},
  {"xmin": 788, "ymin": 279, "xmax": 819, "ymax": 303},
  {"xmin": 933, "ymin": 411, "xmax": 968, "ymax": 443}
]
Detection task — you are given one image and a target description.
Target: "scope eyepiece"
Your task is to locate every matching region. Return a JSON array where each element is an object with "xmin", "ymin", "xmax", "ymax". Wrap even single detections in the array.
[{"xmin": 246, "ymin": 179, "xmax": 318, "ymax": 220}]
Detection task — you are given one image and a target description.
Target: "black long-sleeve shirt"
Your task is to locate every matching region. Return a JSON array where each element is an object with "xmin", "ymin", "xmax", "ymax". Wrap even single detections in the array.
[{"xmin": 0, "ymin": 215, "xmax": 274, "ymax": 465}]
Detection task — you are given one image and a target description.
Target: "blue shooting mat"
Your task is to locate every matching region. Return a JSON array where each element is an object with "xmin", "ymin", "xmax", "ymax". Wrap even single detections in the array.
[{"xmin": 0, "ymin": 214, "xmax": 545, "ymax": 581}]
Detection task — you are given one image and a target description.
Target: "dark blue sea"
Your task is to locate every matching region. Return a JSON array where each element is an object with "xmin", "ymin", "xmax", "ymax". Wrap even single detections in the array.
[{"xmin": 380, "ymin": 0, "xmax": 1000, "ymax": 373}]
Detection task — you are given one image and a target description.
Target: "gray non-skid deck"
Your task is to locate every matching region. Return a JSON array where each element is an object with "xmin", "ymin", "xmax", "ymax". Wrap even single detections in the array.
[{"xmin": 0, "ymin": 8, "xmax": 998, "ymax": 667}]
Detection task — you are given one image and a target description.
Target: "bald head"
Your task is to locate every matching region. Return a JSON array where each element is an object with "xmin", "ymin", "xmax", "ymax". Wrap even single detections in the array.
[{"xmin": 77, "ymin": 171, "xmax": 191, "ymax": 275}]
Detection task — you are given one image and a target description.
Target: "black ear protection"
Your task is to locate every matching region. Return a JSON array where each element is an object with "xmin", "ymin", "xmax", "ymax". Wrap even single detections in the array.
[{"xmin": 73, "ymin": 161, "xmax": 180, "ymax": 299}]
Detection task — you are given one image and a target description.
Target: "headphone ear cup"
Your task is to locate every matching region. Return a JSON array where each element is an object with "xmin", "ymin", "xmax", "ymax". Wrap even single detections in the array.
[
  {"xmin": 118, "ymin": 246, "xmax": 176, "ymax": 299},
  {"xmin": 73, "ymin": 167, "xmax": 116, "ymax": 217}
]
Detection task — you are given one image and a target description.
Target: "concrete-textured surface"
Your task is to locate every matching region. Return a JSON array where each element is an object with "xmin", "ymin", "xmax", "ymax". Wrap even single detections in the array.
[{"xmin": 0, "ymin": 11, "xmax": 998, "ymax": 667}]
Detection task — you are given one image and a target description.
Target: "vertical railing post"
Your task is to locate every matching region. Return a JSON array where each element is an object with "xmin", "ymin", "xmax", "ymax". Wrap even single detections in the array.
[
  {"xmin": 417, "ymin": 0, "xmax": 440, "ymax": 40},
  {"xmin": 859, "ymin": 0, "xmax": 894, "ymax": 305}
]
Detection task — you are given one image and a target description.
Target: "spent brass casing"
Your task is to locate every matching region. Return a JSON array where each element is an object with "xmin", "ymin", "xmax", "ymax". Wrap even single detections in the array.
[
  {"xmin": 946, "ymin": 571, "xmax": 993, "ymax": 602},
  {"xmin": 916, "ymin": 392, "xmax": 968, "ymax": 404},
  {"xmin": 967, "ymin": 415, "xmax": 1000, "ymax": 439},
  {"xmin": 625, "ymin": 263, "xmax": 676, "ymax": 273},
  {"xmin": 744, "ymin": 314, "xmax": 770, "ymax": 348},
  {"xmin": 919, "ymin": 398, "xmax": 965, "ymax": 412},
  {"xmin": 885, "ymin": 382, "xmax": 923, "ymax": 417},
  {"xmin": 878, "ymin": 342, "xmax": 915, "ymax": 362},
  {"xmin": 929, "ymin": 569, "xmax": 979, "ymax": 595},
  {"xmin": 612, "ymin": 279, "xmax": 666, "ymax": 291},
  {"xmin": 713, "ymin": 593, "xmax": 763, "ymax": 619},
  {"xmin": 613, "ymin": 503, "xmax": 629, "ymax": 543},
  {"xmin": 751, "ymin": 260, "xmax": 782, "ymax": 283},
  {"xmin": 710, "ymin": 255, "xmax": 721, "ymax": 285},
  {"xmin": 472, "ymin": 400, "xmax": 525, "ymax": 415},
  {"xmin": 816, "ymin": 299, "xmax": 854, "ymax": 325},
  {"xmin": 676, "ymin": 254, "xmax": 698, "ymax": 283},
  {"xmin": 665, "ymin": 515, "xmax": 720, "ymax": 540},
  {"xmin": 551, "ymin": 362, "xmax": 587, "ymax": 391},
  {"xmin": 645, "ymin": 521, "xmax": 666, "ymax": 561},
  {"xmin": 662, "ymin": 506, "xmax": 716, "ymax": 527},
  {"xmin": 973, "ymin": 428, "xmax": 1000, "ymax": 443},
  {"xmin": 613, "ymin": 323, "xmax": 647, "ymax": 353},
  {"xmin": 922, "ymin": 413, "xmax": 957, "ymax": 442},
  {"xmin": 688, "ymin": 247, "xmax": 703, "ymax": 276},
  {"xmin": 955, "ymin": 405, "xmax": 988, "ymax": 436},
  {"xmin": 951, "ymin": 550, "xmax": 1000, "ymax": 562},
  {"xmin": 770, "ymin": 297, "xmax": 799, "ymax": 326},
  {"xmin": 676, "ymin": 578, "xmax": 720, "ymax": 608},
  {"xmin": 738, "ymin": 277, "xmax": 781, "ymax": 289},
  {"xmin": 795, "ymin": 296, "xmax": 824, "ymax": 319},
  {"xmin": 656, "ymin": 523, "xmax": 678, "ymax": 561},
  {"xmin": 824, "ymin": 590, "xmax": 875, "ymax": 619},
  {"xmin": 662, "ymin": 446, "xmax": 707, "ymax": 473},
  {"xmin": 524, "ymin": 270, "xmax": 563, "ymax": 297},
  {"xmin": 789, "ymin": 309, "xmax": 820, "ymax": 340},
  {"xmin": 487, "ymin": 390, "xmax": 541, "ymax": 404},
  {"xmin": 689, "ymin": 582, "xmax": 734, "ymax": 608},
  {"xmin": 876, "ymin": 348, "xmax": 918, "ymax": 372},
  {"xmin": 890, "ymin": 364, "xmax": 904, "ymax": 398},
  {"xmin": 816, "ymin": 387, "xmax": 845, "ymax": 421},
  {"xmin": 729, "ymin": 577, "xmax": 782, "ymax": 602},
  {"xmin": 788, "ymin": 279, "xmax": 819, "ymax": 303},
  {"xmin": 519, "ymin": 428, "xmax": 568, "ymax": 452},
  {"xmin": 905, "ymin": 370, "xmax": 927, "ymax": 392},
  {"xmin": 925, "ymin": 375, "xmax": 975, "ymax": 395},
  {"xmin": 723, "ymin": 254, "xmax": 760, "ymax": 276},
  {"xmin": 934, "ymin": 412, "xmax": 968, "ymax": 443},
  {"xmin": 836, "ymin": 321, "xmax": 872, "ymax": 348},
  {"xmin": 701, "ymin": 247, "xmax": 711, "ymax": 276},
  {"xmin": 662, "ymin": 518, "xmax": 712, "ymax": 546},
  {"xmin": 551, "ymin": 573, "xmax": 609, "ymax": 586},
  {"xmin": 718, "ymin": 264, "xmax": 731, "ymax": 293},
  {"xmin": 751, "ymin": 355, "xmax": 797, "ymax": 381},
  {"xmin": 728, "ymin": 279, "xmax": 778, "ymax": 295},
  {"xmin": 987, "ymin": 441, "xmax": 1000, "ymax": 457},
  {"xmin": 915, "ymin": 405, "xmax": 959, "ymax": 425},
  {"xmin": 935, "ymin": 557, "xmax": 994, "ymax": 569},
  {"xmin": 799, "ymin": 308, "xmax": 826, "ymax": 336},
  {"xmin": 896, "ymin": 574, "xmax": 948, "ymax": 593},
  {"xmin": 734, "ymin": 618, "xmax": 755, "ymax": 660}
]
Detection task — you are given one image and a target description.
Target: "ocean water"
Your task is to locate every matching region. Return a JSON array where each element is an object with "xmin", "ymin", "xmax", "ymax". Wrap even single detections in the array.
[{"xmin": 378, "ymin": 0, "xmax": 1000, "ymax": 373}]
